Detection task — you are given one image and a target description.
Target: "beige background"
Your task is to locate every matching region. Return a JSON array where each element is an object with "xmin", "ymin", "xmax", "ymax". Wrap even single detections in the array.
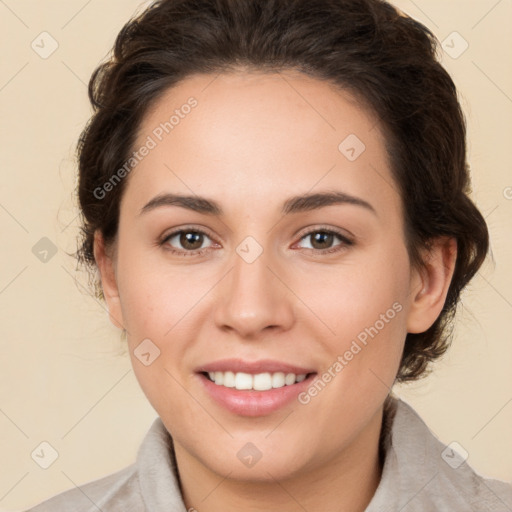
[{"xmin": 0, "ymin": 0, "xmax": 511, "ymax": 510}]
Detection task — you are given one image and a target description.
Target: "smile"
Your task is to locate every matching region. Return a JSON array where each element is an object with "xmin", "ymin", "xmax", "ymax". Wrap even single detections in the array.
[
  {"xmin": 195, "ymin": 359, "xmax": 318, "ymax": 416},
  {"xmin": 205, "ymin": 371, "xmax": 309, "ymax": 390}
]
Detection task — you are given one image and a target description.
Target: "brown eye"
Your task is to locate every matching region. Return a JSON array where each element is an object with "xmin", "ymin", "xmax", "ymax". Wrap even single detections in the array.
[
  {"xmin": 296, "ymin": 229, "xmax": 353, "ymax": 253},
  {"xmin": 180, "ymin": 231, "xmax": 204, "ymax": 250},
  {"xmin": 162, "ymin": 229, "xmax": 215, "ymax": 253},
  {"xmin": 310, "ymin": 232, "xmax": 335, "ymax": 250}
]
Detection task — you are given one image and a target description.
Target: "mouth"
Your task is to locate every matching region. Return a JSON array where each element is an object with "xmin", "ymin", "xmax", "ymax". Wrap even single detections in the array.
[
  {"xmin": 201, "ymin": 370, "xmax": 313, "ymax": 390},
  {"xmin": 195, "ymin": 359, "xmax": 318, "ymax": 416}
]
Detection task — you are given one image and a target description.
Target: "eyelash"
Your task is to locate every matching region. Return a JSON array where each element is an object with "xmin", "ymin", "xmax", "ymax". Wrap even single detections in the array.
[{"xmin": 159, "ymin": 226, "xmax": 354, "ymax": 257}]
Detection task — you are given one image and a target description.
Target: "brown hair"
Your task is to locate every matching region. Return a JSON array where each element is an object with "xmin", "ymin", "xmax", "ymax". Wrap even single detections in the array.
[{"xmin": 75, "ymin": 0, "xmax": 489, "ymax": 382}]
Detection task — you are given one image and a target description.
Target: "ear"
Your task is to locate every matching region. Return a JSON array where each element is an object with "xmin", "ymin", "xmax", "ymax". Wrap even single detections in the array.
[
  {"xmin": 93, "ymin": 230, "xmax": 126, "ymax": 331},
  {"xmin": 406, "ymin": 237, "xmax": 457, "ymax": 333}
]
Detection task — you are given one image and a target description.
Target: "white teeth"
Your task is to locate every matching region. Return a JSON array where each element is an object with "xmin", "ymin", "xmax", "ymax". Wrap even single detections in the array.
[
  {"xmin": 285, "ymin": 373, "xmax": 296, "ymax": 386},
  {"xmin": 223, "ymin": 371, "xmax": 236, "ymax": 388},
  {"xmin": 235, "ymin": 372, "xmax": 253, "ymax": 390},
  {"xmin": 205, "ymin": 371, "xmax": 309, "ymax": 390},
  {"xmin": 253, "ymin": 373, "xmax": 272, "ymax": 391},
  {"xmin": 272, "ymin": 372, "xmax": 285, "ymax": 388}
]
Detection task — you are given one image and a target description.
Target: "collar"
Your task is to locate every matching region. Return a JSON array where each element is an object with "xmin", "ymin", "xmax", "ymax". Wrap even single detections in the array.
[{"xmin": 136, "ymin": 395, "xmax": 512, "ymax": 511}]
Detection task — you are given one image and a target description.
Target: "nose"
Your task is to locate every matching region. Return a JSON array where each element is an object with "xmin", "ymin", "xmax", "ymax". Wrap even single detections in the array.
[{"xmin": 214, "ymin": 246, "xmax": 295, "ymax": 338}]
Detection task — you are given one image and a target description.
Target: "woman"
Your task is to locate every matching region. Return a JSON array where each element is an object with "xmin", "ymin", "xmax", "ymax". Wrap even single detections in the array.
[{"xmin": 27, "ymin": 0, "xmax": 512, "ymax": 510}]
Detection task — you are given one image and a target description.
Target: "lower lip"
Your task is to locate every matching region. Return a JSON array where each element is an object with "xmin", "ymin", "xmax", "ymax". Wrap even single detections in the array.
[{"xmin": 197, "ymin": 373, "xmax": 317, "ymax": 417}]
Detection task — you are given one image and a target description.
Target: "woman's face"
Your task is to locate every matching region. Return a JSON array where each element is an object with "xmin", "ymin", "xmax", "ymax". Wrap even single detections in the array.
[{"xmin": 97, "ymin": 71, "xmax": 434, "ymax": 481}]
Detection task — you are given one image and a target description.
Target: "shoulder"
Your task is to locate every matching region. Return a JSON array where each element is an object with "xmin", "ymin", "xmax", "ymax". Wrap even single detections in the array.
[
  {"xmin": 24, "ymin": 416, "xmax": 186, "ymax": 512},
  {"xmin": 24, "ymin": 463, "xmax": 142, "ymax": 512},
  {"xmin": 367, "ymin": 395, "xmax": 512, "ymax": 512}
]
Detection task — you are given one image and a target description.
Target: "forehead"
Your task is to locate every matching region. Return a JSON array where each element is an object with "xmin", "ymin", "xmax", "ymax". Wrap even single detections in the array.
[
  {"xmin": 139, "ymin": 69, "xmax": 383, "ymax": 156},
  {"xmin": 125, "ymin": 70, "xmax": 399, "ymax": 218}
]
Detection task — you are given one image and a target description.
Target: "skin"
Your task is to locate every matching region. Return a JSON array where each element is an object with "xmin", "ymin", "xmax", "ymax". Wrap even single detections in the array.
[{"xmin": 94, "ymin": 70, "xmax": 457, "ymax": 512}]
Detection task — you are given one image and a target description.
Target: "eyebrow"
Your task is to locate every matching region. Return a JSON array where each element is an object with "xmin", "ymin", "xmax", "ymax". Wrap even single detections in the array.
[{"xmin": 139, "ymin": 191, "xmax": 377, "ymax": 217}]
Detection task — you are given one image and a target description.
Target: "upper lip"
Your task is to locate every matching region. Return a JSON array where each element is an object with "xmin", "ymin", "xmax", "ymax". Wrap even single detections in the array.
[{"xmin": 196, "ymin": 358, "xmax": 316, "ymax": 375}]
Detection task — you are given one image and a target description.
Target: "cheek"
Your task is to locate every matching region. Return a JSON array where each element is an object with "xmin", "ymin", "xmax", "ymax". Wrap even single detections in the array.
[
  {"xmin": 116, "ymin": 245, "xmax": 204, "ymax": 338},
  {"xmin": 296, "ymin": 244, "xmax": 410, "ymax": 377},
  {"xmin": 291, "ymin": 251, "xmax": 409, "ymax": 440},
  {"xmin": 301, "ymin": 255, "xmax": 408, "ymax": 333},
  {"xmin": 116, "ymin": 263, "xmax": 196, "ymax": 411},
  {"xmin": 115, "ymin": 249, "xmax": 214, "ymax": 399}
]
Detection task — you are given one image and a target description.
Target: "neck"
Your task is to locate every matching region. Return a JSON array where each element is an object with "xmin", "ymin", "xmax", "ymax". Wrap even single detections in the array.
[{"xmin": 174, "ymin": 405, "xmax": 385, "ymax": 512}]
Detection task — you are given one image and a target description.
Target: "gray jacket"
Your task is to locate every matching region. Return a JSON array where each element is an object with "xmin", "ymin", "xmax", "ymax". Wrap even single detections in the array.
[{"xmin": 25, "ymin": 396, "xmax": 512, "ymax": 511}]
